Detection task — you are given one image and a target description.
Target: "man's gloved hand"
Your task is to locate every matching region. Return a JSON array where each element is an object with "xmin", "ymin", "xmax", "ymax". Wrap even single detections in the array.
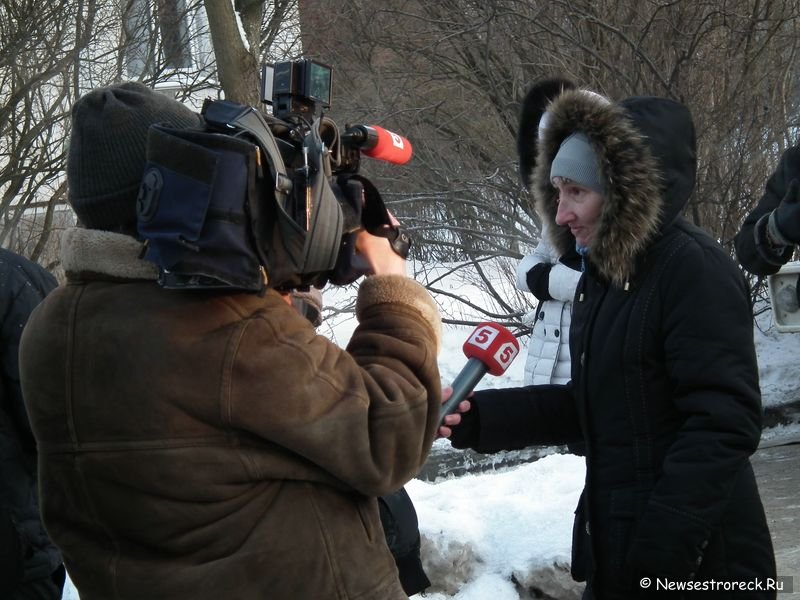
[{"xmin": 768, "ymin": 179, "xmax": 800, "ymax": 246}]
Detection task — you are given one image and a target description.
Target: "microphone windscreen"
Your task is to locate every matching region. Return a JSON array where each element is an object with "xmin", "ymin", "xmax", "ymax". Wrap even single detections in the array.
[
  {"xmin": 361, "ymin": 125, "xmax": 413, "ymax": 165},
  {"xmin": 462, "ymin": 322, "xmax": 520, "ymax": 376}
]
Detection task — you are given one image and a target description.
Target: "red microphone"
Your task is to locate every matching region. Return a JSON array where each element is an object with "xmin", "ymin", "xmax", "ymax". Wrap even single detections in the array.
[
  {"xmin": 341, "ymin": 124, "xmax": 413, "ymax": 165},
  {"xmin": 440, "ymin": 322, "xmax": 520, "ymax": 421}
]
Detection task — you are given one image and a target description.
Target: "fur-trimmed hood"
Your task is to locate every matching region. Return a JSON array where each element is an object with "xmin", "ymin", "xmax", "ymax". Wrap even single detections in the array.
[{"xmin": 533, "ymin": 91, "xmax": 697, "ymax": 286}]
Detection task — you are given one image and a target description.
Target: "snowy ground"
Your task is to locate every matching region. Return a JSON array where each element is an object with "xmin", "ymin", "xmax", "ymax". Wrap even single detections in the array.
[
  {"xmin": 62, "ymin": 260, "xmax": 800, "ymax": 599},
  {"xmin": 408, "ymin": 454, "xmax": 586, "ymax": 599}
]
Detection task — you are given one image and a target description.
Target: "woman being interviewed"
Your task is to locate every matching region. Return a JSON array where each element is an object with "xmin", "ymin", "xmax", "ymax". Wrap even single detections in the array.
[{"xmin": 441, "ymin": 89, "xmax": 776, "ymax": 599}]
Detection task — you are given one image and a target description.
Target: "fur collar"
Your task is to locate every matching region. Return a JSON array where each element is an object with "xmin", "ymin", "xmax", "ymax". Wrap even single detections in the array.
[
  {"xmin": 61, "ymin": 228, "xmax": 159, "ymax": 281},
  {"xmin": 533, "ymin": 91, "xmax": 696, "ymax": 287}
]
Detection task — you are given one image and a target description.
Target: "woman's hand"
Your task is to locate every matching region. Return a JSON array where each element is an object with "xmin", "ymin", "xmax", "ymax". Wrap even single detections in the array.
[{"xmin": 437, "ymin": 386, "xmax": 472, "ymax": 438}]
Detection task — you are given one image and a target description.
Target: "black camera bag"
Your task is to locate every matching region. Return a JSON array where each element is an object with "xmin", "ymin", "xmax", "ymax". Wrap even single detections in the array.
[
  {"xmin": 136, "ymin": 99, "xmax": 346, "ymax": 291},
  {"xmin": 137, "ymin": 124, "xmax": 267, "ymax": 291}
]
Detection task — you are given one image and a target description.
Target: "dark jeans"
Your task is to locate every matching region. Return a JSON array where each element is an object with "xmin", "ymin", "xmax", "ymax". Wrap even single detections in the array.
[{"xmin": 9, "ymin": 565, "xmax": 65, "ymax": 600}]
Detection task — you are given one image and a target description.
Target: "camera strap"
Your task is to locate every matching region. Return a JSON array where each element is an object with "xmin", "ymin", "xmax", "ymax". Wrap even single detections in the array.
[{"xmin": 202, "ymin": 99, "xmax": 291, "ymax": 207}]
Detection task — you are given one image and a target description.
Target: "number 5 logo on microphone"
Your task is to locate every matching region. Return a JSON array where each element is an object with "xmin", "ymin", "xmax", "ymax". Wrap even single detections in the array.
[
  {"xmin": 464, "ymin": 322, "xmax": 520, "ymax": 376},
  {"xmin": 467, "ymin": 324, "xmax": 500, "ymax": 349},
  {"xmin": 494, "ymin": 342, "xmax": 518, "ymax": 371}
]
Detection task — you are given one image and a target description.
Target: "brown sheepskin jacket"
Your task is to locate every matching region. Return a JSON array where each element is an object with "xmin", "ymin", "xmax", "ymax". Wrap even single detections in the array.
[{"xmin": 19, "ymin": 228, "xmax": 442, "ymax": 600}]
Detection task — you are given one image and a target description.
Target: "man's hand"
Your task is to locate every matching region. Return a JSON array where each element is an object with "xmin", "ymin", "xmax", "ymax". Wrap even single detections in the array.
[
  {"xmin": 354, "ymin": 228, "xmax": 407, "ymax": 277},
  {"xmin": 768, "ymin": 179, "xmax": 800, "ymax": 245}
]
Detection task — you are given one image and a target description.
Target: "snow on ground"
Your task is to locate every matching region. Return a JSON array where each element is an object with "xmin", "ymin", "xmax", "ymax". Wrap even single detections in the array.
[
  {"xmin": 408, "ymin": 454, "xmax": 586, "ymax": 599},
  {"xmin": 753, "ymin": 310, "xmax": 800, "ymax": 409}
]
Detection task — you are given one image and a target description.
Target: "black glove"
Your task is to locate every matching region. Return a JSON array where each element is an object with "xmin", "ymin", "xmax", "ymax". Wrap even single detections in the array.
[
  {"xmin": 447, "ymin": 399, "xmax": 480, "ymax": 450},
  {"xmin": 768, "ymin": 179, "xmax": 800, "ymax": 245},
  {"xmin": 525, "ymin": 263, "xmax": 552, "ymax": 302}
]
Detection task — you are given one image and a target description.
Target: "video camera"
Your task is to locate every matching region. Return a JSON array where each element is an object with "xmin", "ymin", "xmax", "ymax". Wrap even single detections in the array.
[
  {"xmin": 135, "ymin": 57, "xmax": 412, "ymax": 293},
  {"xmin": 262, "ymin": 58, "xmax": 332, "ymax": 120},
  {"xmin": 261, "ymin": 58, "xmax": 412, "ymax": 176}
]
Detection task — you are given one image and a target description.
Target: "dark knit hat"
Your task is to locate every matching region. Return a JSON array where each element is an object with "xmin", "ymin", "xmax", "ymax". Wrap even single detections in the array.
[{"xmin": 67, "ymin": 81, "xmax": 201, "ymax": 233}]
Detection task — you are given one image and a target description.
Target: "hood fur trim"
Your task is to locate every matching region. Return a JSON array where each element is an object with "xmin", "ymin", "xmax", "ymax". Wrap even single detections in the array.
[
  {"xmin": 61, "ymin": 228, "xmax": 159, "ymax": 280},
  {"xmin": 533, "ymin": 91, "xmax": 666, "ymax": 287}
]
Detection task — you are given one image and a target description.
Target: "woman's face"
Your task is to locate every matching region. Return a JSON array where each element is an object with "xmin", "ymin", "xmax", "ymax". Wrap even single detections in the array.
[{"xmin": 552, "ymin": 177, "xmax": 605, "ymax": 247}]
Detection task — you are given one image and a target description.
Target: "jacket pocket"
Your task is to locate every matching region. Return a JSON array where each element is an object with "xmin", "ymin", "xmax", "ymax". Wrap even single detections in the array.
[
  {"xmin": 570, "ymin": 491, "xmax": 589, "ymax": 582},
  {"xmin": 606, "ymin": 487, "xmax": 651, "ymax": 593},
  {"xmin": 310, "ymin": 485, "xmax": 379, "ymax": 545},
  {"xmin": 609, "ymin": 490, "xmax": 636, "ymax": 573},
  {"xmin": 355, "ymin": 494, "xmax": 378, "ymax": 544}
]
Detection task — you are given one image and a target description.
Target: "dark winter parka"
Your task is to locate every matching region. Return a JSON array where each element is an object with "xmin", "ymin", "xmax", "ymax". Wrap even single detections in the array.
[
  {"xmin": 452, "ymin": 91, "xmax": 776, "ymax": 598},
  {"xmin": 0, "ymin": 249, "xmax": 60, "ymax": 592},
  {"xmin": 19, "ymin": 228, "xmax": 442, "ymax": 600}
]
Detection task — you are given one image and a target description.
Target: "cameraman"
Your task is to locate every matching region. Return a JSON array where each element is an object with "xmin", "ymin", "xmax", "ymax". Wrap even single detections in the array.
[
  {"xmin": 19, "ymin": 82, "xmax": 442, "ymax": 600},
  {"xmin": 735, "ymin": 144, "xmax": 800, "ymax": 275}
]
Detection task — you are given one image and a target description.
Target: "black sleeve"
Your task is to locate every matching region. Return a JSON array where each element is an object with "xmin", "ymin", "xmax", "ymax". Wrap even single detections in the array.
[
  {"xmin": 734, "ymin": 146, "xmax": 800, "ymax": 275},
  {"xmin": 525, "ymin": 263, "xmax": 553, "ymax": 301},
  {"xmin": 449, "ymin": 384, "xmax": 581, "ymax": 453},
  {"xmin": 0, "ymin": 255, "xmax": 57, "ymax": 449}
]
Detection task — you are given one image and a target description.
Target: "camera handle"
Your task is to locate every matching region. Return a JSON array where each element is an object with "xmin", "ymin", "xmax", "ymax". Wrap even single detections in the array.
[
  {"xmin": 344, "ymin": 173, "xmax": 410, "ymax": 260},
  {"xmin": 369, "ymin": 223, "xmax": 411, "ymax": 260}
]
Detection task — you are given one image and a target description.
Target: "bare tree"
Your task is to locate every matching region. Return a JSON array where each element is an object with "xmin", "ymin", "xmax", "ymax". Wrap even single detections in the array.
[
  {"xmin": 6, "ymin": 0, "xmax": 797, "ymax": 317},
  {"xmin": 1, "ymin": 0, "xmax": 224, "ymax": 269},
  {"xmin": 204, "ymin": 0, "xmax": 299, "ymax": 104},
  {"xmin": 297, "ymin": 0, "xmax": 800, "ymax": 323},
  {"xmin": 0, "ymin": 0, "xmax": 96, "ymax": 264}
]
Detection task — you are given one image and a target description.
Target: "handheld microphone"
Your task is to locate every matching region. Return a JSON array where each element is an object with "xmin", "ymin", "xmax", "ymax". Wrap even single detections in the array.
[
  {"xmin": 341, "ymin": 124, "xmax": 413, "ymax": 165},
  {"xmin": 440, "ymin": 322, "xmax": 520, "ymax": 421}
]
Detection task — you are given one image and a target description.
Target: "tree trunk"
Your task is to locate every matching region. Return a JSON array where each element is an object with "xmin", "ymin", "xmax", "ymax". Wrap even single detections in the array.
[{"xmin": 203, "ymin": 0, "xmax": 260, "ymax": 105}]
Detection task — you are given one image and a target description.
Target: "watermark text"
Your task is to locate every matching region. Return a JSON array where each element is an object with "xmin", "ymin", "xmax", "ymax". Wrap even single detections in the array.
[{"xmin": 637, "ymin": 576, "xmax": 793, "ymax": 593}]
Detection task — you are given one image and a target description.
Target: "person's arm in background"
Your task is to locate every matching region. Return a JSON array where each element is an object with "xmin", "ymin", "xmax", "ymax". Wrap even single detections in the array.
[
  {"xmin": 1, "ymin": 257, "xmax": 57, "ymax": 451},
  {"xmin": 517, "ymin": 227, "xmax": 582, "ymax": 303},
  {"xmin": 734, "ymin": 145, "xmax": 800, "ymax": 275},
  {"xmin": 0, "ymin": 253, "xmax": 58, "ymax": 591}
]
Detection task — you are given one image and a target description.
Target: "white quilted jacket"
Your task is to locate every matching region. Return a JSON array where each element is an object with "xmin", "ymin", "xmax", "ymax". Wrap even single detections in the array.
[{"xmin": 516, "ymin": 231, "xmax": 582, "ymax": 385}]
